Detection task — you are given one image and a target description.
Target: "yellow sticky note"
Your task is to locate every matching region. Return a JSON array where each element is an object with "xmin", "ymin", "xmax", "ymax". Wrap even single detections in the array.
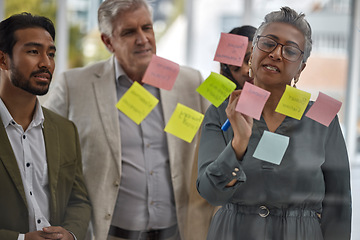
[
  {"xmin": 275, "ymin": 85, "xmax": 311, "ymax": 120},
  {"xmin": 196, "ymin": 72, "xmax": 236, "ymax": 107},
  {"xmin": 116, "ymin": 81, "xmax": 159, "ymax": 124},
  {"xmin": 164, "ymin": 103, "xmax": 204, "ymax": 143}
]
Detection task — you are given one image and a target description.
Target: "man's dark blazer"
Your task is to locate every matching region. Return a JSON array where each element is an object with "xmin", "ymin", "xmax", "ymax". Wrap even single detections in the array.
[{"xmin": 0, "ymin": 107, "xmax": 91, "ymax": 240}]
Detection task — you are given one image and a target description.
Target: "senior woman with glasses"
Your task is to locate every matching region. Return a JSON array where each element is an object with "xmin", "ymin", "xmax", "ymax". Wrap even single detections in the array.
[{"xmin": 197, "ymin": 6, "xmax": 351, "ymax": 240}]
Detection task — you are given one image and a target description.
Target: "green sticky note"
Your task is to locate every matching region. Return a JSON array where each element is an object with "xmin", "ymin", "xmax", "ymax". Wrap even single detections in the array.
[
  {"xmin": 164, "ymin": 103, "xmax": 204, "ymax": 143},
  {"xmin": 275, "ymin": 85, "xmax": 311, "ymax": 120},
  {"xmin": 196, "ymin": 72, "xmax": 236, "ymax": 107},
  {"xmin": 116, "ymin": 81, "xmax": 159, "ymax": 124},
  {"xmin": 253, "ymin": 130, "xmax": 289, "ymax": 165}
]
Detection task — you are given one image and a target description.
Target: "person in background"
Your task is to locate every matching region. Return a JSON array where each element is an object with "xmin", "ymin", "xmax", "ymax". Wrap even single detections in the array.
[
  {"xmin": 185, "ymin": 25, "xmax": 257, "ymax": 240},
  {"xmin": 197, "ymin": 7, "xmax": 351, "ymax": 240},
  {"xmin": 44, "ymin": 0, "xmax": 209, "ymax": 239},
  {"xmin": 220, "ymin": 25, "xmax": 257, "ymax": 89},
  {"xmin": 0, "ymin": 12, "xmax": 91, "ymax": 240}
]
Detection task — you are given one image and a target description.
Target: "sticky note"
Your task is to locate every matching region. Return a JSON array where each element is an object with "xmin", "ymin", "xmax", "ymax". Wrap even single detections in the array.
[
  {"xmin": 142, "ymin": 55, "xmax": 180, "ymax": 91},
  {"xmin": 235, "ymin": 82, "xmax": 270, "ymax": 120},
  {"xmin": 253, "ymin": 130, "xmax": 289, "ymax": 165},
  {"xmin": 214, "ymin": 33, "xmax": 249, "ymax": 67},
  {"xmin": 196, "ymin": 72, "xmax": 236, "ymax": 107},
  {"xmin": 164, "ymin": 103, "xmax": 204, "ymax": 143},
  {"xmin": 116, "ymin": 81, "xmax": 159, "ymax": 124},
  {"xmin": 305, "ymin": 92, "xmax": 342, "ymax": 127},
  {"xmin": 275, "ymin": 85, "xmax": 311, "ymax": 120}
]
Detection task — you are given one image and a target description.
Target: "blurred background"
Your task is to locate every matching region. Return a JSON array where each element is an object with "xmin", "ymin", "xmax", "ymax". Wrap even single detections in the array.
[{"xmin": 1, "ymin": 0, "xmax": 359, "ymax": 238}]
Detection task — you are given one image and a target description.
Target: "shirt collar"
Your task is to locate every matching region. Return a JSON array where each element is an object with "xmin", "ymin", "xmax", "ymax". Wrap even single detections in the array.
[
  {"xmin": 0, "ymin": 98, "xmax": 44, "ymax": 129},
  {"xmin": 32, "ymin": 100, "xmax": 45, "ymax": 128},
  {"xmin": 114, "ymin": 57, "xmax": 133, "ymax": 87},
  {"xmin": 114, "ymin": 56, "xmax": 159, "ymax": 92},
  {"xmin": 0, "ymin": 98, "xmax": 13, "ymax": 128}
]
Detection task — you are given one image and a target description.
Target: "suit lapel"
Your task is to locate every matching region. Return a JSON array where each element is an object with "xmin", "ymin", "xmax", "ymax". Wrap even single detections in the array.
[
  {"xmin": 42, "ymin": 109, "xmax": 60, "ymax": 220},
  {"xmin": 160, "ymin": 88, "xmax": 179, "ymax": 128},
  {"xmin": 0, "ymin": 122, "xmax": 28, "ymax": 207},
  {"xmin": 160, "ymin": 86, "xmax": 181, "ymax": 170},
  {"xmin": 92, "ymin": 56, "xmax": 121, "ymax": 173}
]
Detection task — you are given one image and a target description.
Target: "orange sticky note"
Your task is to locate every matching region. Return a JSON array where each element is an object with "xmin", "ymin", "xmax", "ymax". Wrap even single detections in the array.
[
  {"xmin": 305, "ymin": 92, "xmax": 342, "ymax": 127},
  {"xmin": 142, "ymin": 55, "xmax": 180, "ymax": 91},
  {"xmin": 213, "ymin": 33, "xmax": 249, "ymax": 67},
  {"xmin": 235, "ymin": 82, "xmax": 270, "ymax": 120},
  {"xmin": 164, "ymin": 103, "xmax": 204, "ymax": 143},
  {"xmin": 115, "ymin": 81, "xmax": 159, "ymax": 124}
]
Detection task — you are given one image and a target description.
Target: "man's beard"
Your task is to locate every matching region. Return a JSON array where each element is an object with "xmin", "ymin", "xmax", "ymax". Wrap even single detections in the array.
[{"xmin": 10, "ymin": 63, "xmax": 52, "ymax": 96}]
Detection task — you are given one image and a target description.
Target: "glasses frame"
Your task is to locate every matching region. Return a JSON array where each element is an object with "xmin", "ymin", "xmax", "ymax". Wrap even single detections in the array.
[{"xmin": 256, "ymin": 35, "xmax": 304, "ymax": 62}]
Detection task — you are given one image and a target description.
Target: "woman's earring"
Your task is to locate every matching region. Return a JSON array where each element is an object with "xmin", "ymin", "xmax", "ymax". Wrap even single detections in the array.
[
  {"xmin": 293, "ymin": 77, "xmax": 299, "ymax": 88},
  {"xmin": 249, "ymin": 61, "xmax": 253, "ymax": 78}
]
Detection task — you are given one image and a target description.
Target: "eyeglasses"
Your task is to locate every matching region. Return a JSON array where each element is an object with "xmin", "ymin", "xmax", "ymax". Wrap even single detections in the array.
[{"xmin": 256, "ymin": 36, "xmax": 304, "ymax": 62}]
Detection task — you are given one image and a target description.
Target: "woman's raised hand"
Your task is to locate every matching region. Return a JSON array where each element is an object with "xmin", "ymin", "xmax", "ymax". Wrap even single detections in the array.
[{"xmin": 226, "ymin": 90, "xmax": 253, "ymax": 159}]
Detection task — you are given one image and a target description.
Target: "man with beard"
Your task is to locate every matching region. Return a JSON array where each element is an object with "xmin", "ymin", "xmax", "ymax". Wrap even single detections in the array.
[{"xmin": 0, "ymin": 13, "xmax": 91, "ymax": 240}]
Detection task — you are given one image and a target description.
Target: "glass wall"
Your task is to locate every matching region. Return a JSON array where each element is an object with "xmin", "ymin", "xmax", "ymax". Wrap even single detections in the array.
[{"xmin": 1, "ymin": 0, "xmax": 359, "ymax": 238}]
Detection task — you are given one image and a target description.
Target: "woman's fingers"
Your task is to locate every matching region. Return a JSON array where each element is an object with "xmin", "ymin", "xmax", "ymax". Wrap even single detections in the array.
[{"xmin": 228, "ymin": 90, "xmax": 242, "ymax": 105}]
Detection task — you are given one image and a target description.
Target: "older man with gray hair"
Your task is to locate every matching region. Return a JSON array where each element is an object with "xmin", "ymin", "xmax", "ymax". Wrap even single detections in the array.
[{"xmin": 45, "ymin": 0, "xmax": 211, "ymax": 239}]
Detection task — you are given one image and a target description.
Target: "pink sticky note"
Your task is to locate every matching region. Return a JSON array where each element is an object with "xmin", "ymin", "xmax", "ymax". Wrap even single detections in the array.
[
  {"xmin": 142, "ymin": 55, "xmax": 180, "ymax": 91},
  {"xmin": 213, "ymin": 33, "xmax": 249, "ymax": 67},
  {"xmin": 305, "ymin": 92, "xmax": 342, "ymax": 127},
  {"xmin": 235, "ymin": 82, "xmax": 271, "ymax": 120}
]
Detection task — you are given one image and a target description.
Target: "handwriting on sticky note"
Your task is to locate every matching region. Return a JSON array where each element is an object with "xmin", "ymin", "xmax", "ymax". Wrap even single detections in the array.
[
  {"xmin": 305, "ymin": 92, "xmax": 342, "ymax": 127},
  {"xmin": 253, "ymin": 130, "xmax": 289, "ymax": 165},
  {"xmin": 164, "ymin": 103, "xmax": 204, "ymax": 143},
  {"xmin": 115, "ymin": 81, "xmax": 159, "ymax": 124},
  {"xmin": 142, "ymin": 55, "xmax": 180, "ymax": 91},
  {"xmin": 214, "ymin": 33, "xmax": 249, "ymax": 67},
  {"xmin": 275, "ymin": 85, "xmax": 311, "ymax": 120},
  {"xmin": 235, "ymin": 82, "xmax": 270, "ymax": 120},
  {"xmin": 196, "ymin": 72, "xmax": 236, "ymax": 107}
]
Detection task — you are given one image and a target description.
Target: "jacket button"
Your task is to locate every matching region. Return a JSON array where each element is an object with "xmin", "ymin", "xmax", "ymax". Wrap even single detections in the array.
[
  {"xmin": 113, "ymin": 180, "xmax": 120, "ymax": 187},
  {"xmin": 105, "ymin": 213, "xmax": 112, "ymax": 220}
]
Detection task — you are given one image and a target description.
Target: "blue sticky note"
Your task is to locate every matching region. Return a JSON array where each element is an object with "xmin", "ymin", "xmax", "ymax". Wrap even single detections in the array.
[{"xmin": 253, "ymin": 130, "xmax": 289, "ymax": 165}]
